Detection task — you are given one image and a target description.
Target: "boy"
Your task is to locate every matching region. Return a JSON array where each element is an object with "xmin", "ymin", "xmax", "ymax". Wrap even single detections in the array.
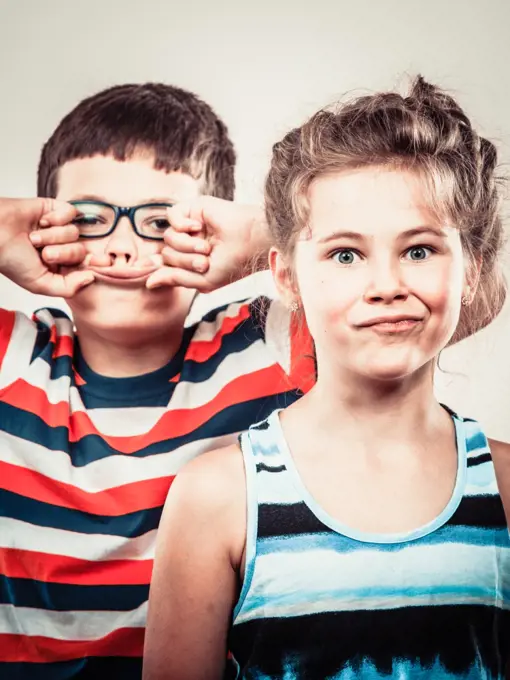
[{"xmin": 0, "ymin": 83, "xmax": 307, "ymax": 678}]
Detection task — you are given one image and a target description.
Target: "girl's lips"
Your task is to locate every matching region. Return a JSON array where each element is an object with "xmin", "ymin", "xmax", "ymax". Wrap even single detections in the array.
[{"xmin": 366, "ymin": 319, "xmax": 422, "ymax": 334}]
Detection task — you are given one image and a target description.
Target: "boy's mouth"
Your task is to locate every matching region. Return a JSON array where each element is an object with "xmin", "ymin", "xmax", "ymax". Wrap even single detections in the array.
[{"xmin": 88, "ymin": 266, "xmax": 157, "ymax": 286}]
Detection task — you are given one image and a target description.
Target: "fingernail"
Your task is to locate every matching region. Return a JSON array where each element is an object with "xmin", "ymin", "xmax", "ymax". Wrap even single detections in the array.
[
  {"xmin": 192, "ymin": 258, "xmax": 207, "ymax": 272},
  {"xmin": 45, "ymin": 250, "xmax": 58, "ymax": 261},
  {"xmin": 30, "ymin": 232, "xmax": 42, "ymax": 245},
  {"xmin": 39, "ymin": 219, "xmax": 49, "ymax": 227}
]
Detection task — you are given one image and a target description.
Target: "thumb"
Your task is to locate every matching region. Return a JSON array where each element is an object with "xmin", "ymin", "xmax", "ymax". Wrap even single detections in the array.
[{"xmin": 167, "ymin": 203, "xmax": 204, "ymax": 233}]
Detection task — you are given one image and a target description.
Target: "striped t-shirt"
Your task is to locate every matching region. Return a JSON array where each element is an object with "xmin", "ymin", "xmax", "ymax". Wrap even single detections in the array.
[
  {"xmin": 230, "ymin": 409, "xmax": 510, "ymax": 679},
  {"xmin": 0, "ymin": 297, "xmax": 310, "ymax": 679}
]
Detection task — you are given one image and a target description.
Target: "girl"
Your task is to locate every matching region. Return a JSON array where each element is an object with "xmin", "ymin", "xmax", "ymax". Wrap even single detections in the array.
[{"xmin": 143, "ymin": 77, "xmax": 510, "ymax": 679}]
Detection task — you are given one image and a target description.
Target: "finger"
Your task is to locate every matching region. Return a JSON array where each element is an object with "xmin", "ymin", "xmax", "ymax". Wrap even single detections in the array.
[
  {"xmin": 163, "ymin": 229, "xmax": 211, "ymax": 255},
  {"xmin": 41, "ymin": 243, "xmax": 87, "ymax": 266},
  {"xmin": 39, "ymin": 200, "xmax": 77, "ymax": 227},
  {"xmin": 146, "ymin": 267, "xmax": 212, "ymax": 292},
  {"xmin": 33, "ymin": 270, "xmax": 95, "ymax": 298},
  {"xmin": 29, "ymin": 224, "xmax": 80, "ymax": 247},
  {"xmin": 166, "ymin": 205, "xmax": 203, "ymax": 233},
  {"xmin": 161, "ymin": 247, "xmax": 210, "ymax": 273}
]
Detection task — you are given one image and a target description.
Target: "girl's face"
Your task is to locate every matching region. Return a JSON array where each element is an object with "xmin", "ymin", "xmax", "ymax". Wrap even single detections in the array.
[{"xmin": 273, "ymin": 167, "xmax": 473, "ymax": 383}]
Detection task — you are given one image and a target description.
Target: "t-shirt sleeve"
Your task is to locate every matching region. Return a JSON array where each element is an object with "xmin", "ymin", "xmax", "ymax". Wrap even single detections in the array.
[
  {"xmin": 253, "ymin": 296, "xmax": 316, "ymax": 394},
  {"xmin": 0, "ymin": 307, "xmax": 72, "ymax": 390}
]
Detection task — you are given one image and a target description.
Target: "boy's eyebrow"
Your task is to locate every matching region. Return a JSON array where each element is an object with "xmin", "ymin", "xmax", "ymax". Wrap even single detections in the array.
[
  {"xmin": 317, "ymin": 225, "xmax": 446, "ymax": 244},
  {"xmin": 67, "ymin": 194, "xmax": 177, "ymax": 205}
]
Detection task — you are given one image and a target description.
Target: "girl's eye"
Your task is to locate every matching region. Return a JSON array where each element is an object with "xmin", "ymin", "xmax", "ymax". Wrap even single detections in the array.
[
  {"xmin": 406, "ymin": 246, "xmax": 433, "ymax": 261},
  {"xmin": 331, "ymin": 249, "xmax": 361, "ymax": 265}
]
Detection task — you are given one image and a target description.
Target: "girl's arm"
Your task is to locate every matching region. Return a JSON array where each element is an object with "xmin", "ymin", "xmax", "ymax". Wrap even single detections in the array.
[{"xmin": 143, "ymin": 445, "xmax": 246, "ymax": 680}]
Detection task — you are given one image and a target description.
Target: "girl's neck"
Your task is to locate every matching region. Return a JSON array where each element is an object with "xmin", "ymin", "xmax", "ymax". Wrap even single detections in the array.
[{"xmin": 294, "ymin": 361, "xmax": 449, "ymax": 457}]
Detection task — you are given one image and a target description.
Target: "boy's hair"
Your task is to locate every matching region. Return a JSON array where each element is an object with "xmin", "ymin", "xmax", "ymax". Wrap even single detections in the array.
[
  {"xmin": 265, "ymin": 75, "xmax": 507, "ymax": 345},
  {"xmin": 38, "ymin": 83, "xmax": 236, "ymax": 200}
]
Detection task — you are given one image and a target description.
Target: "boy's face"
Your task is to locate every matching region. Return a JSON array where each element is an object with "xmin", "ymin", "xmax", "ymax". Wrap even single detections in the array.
[{"xmin": 56, "ymin": 152, "xmax": 200, "ymax": 343}]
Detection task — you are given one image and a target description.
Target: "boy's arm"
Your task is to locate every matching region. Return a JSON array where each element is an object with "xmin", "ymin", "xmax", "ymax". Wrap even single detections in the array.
[
  {"xmin": 0, "ymin": 196, "xmax": 93, "ymax": 297},
  {"xmin": 145, "ymin": 198, "xmax": 270, "ymax": 292},
  {"xmin": 143, "ymin": 445, "xmax": 245, "ymax": 680}
]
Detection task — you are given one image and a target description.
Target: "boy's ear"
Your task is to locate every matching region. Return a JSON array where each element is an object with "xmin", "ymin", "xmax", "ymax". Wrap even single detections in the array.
[{"xmin": 269, "ymin": 247, "xmax": 298, "ymax": 309}]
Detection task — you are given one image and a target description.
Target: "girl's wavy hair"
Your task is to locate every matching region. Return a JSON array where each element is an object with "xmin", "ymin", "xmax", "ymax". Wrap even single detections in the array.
[{"xmin": 265, "ymin": 76, "xmax": 507, "ymax": 345}]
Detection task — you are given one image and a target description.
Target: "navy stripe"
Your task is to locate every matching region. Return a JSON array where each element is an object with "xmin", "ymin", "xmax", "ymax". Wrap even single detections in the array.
[
  {"xmin": 448, "ymin": 494, "xmax": 507, "ymax": 528},
  {"xmin": 0, "ymin": 392, "xmax": 299, "ymax": 464},
  {"xmin": 179, "ymin": 323, "xmax": 265, "ymax": 386},
  {"xmin": 258, "ymin": 502, "xmax": 328, "ymax": 538},
  {"xmin": 256, "ymin": 463, "xmax": 286, "ymax": 473},
  {"xmin": 467, "ymin": 452, "xmax": 492, "ymax": 468},
  {"xmin": 0, "ymin": 657, "xmax": 144, "ymax": 680},
  {"xmin": 31, "ymin": 342, "xmax": 75, "ymax": 383},
  {"xmin": 0, "ymin": 574, "xmax": 148, "ymax": 612},
  {"xmin": 230, "ymin": 605, "xmax": 509, "ymax": 678},
  {"xmin": 0, "ymin": 489, "xmax": 162, "ymax": 537},
  {"xmin": 258, "ymin": 496, "xmax": 508, "ymax": 539}
]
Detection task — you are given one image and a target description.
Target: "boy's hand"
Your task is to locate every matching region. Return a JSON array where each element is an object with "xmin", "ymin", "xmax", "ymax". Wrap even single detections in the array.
[
  {"xmin": 0, "ymin": 197, "xmax": 93, "ymax": 297},
  {"xmin": 146, "ymin": 198, "xmax": 270, "ymax": 292}
]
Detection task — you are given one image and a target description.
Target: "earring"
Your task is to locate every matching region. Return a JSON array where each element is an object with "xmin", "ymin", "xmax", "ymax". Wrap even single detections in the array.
[
  {"xmin": 461, "ymin": 287, "xmax": 471, "ymax": 306},
  {"xmin": 289, "ymin": 300, "xmax": 299, "ymax": 313}
]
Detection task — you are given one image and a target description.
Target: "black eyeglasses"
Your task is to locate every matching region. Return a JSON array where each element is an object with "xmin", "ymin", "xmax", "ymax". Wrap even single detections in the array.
[{"xmin": 69, "ymin": 200, "xmax": 174, "ymax": 241}]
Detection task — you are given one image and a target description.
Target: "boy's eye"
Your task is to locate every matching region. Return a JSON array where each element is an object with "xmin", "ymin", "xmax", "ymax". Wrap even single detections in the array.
[
  {"xmin": 73, "ymin": 216, "xmax": 103, "ymax": 226},
  {"xmin": 147, "ymin": 217, "xmax": 171, "ymax": 230}
]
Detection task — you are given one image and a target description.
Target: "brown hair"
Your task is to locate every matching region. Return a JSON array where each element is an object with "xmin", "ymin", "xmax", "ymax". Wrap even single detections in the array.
[
  {"xmin": 38, "ymin": 83, "xmax": 236, "ymax": 200},
  {"xmin": 265, "ymin": 76, "xmax": 506, "ymax": 344}
]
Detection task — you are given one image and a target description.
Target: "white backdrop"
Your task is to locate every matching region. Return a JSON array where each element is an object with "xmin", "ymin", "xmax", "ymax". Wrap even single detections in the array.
[{"xmin": 1, "ymin": 0, "xmax": 510, "ymax": 437}]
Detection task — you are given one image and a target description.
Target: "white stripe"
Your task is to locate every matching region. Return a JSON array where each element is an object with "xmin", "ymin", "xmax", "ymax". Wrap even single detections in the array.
[
  {"xmin": 237, "ymin": 541, "xmax": 510, "ymax": 622},
  {"xmin": 0, "ymin": 601, "xmax": 146, "ymax": 640},
  {"xmin": 236, "ymin": 592, "xmax": 510, "ymax": 624},
  {"xmin": 189, "ymin": 301, "xmax": 249, "ymax": 342},
  {"xmin": 0, "ymin": 430, "xmax": 237, "ymax": 492},
  {"xmin": 256, "ymin": 469, "xmax": 301, "ymax": 505},
  {"xmin": 87, "ymin": 406, "xmax": 167, "ymax": 436},
  {"xmin": 166, "ymin": 338, "xmax": 277, "ymax": 411},
  {"xmin": 0, "ymin": 312, "xmax": 38, "ymax": 389},
  {"xmin": 0, "ymin": 516, "xmax": 156, "ymax": 561},
  {"xmin": 464, "ymin": 478, "xmax": 500, "ymax": 496},
  {"xmin": 33, "ymin": 309, "xmax": 74, "ymax": 339}
]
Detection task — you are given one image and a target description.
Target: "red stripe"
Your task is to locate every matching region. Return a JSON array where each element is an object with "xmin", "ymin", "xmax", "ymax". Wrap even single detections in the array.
[
  {"xmin": 185, "ymin": 303, "xmax": 251, "ymax": 363},
  {"xmin": 2, "ymin": 362, "xmax": 292, "ymax": 454},
  {"xmin": 96, "ymin": 363, "xmax": 291, "ymax": 453},
  {"xmin": 0, "ymin": 460, "xmax": 174, "ymax": 514},
  {"xmin": 0, "ymin": 627, "xmax": 144, "ymax": 662},
  {"xmin": 53, "ymin": 333, "xmax": 74, "ymax": 359},
  {"xmin": 288, "ymin": 316, "xmax": 315, "ymax": 394},
  {"xmin": 0, "ymin": 309, "xmax": 15, "ymax": 373},
  {"xmin": 0, "ymin": 547, "xmax": 153, "ymax": 585}
]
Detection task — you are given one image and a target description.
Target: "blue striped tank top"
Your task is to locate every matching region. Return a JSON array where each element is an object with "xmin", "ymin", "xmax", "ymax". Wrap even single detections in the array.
[{"xmin": 228, "ymin": 408, "xmax": 510, "ymax": 679}]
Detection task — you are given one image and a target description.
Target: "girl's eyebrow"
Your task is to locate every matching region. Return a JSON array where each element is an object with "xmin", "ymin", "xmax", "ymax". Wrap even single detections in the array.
[{"xmin": 317, "ymin": 225, "xmax": 446, "ymax": 245}]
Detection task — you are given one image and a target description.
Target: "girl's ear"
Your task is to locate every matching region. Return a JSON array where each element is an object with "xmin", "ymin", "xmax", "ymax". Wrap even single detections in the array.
[{"xmin": 269, "ymin": 247, "xmax": 299, "ymax": 309}]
